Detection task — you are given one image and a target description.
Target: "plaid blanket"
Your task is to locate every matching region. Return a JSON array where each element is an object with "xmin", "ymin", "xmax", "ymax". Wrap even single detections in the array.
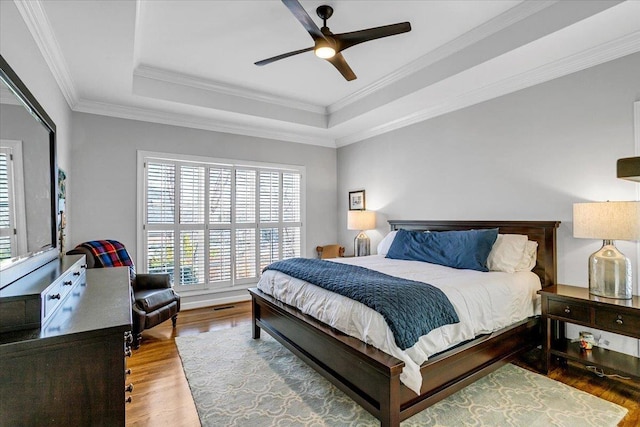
[{"xmin": 79, "ymin": 240, "xmax": 136, "ymax": 279}]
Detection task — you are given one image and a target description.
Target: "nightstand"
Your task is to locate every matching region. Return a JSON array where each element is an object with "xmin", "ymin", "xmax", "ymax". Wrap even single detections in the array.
[{"xmin": 538, "ymin": 284, "xmax": 640, "ymax": 379}]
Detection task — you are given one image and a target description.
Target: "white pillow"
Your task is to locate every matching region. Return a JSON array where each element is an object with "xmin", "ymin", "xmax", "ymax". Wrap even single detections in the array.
[
  {"xmin": 487, "ymin": 234, "xmax": 528, "ymax": 273},
  {"xmin": 515, "ymin": 240, "xmax": 538, "ymax": 272},
  {"xmin": 376, "ymin": 230, "xmax": 398, "ymax": 255}
]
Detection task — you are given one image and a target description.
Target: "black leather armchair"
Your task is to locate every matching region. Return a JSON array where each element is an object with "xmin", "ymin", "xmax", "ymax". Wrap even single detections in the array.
[{"xmin": 68, "ymin": 241, "xmax": 180, "ymax": 349}]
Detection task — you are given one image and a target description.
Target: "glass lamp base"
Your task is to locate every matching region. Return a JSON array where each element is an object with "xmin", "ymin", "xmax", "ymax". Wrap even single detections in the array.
[
  {"xmin": 354, "ymin": 231, "xmax": 370, "ymax": 257},
  {"xmin": 588, "ymin": 240, "xmax": 632, "ymax": 299}
]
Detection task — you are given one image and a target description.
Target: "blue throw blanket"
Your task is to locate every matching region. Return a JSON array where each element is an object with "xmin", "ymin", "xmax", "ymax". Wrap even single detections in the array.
[{"xmin": 264, "ymin": 258, "xmax": 459, "ymax": 350}]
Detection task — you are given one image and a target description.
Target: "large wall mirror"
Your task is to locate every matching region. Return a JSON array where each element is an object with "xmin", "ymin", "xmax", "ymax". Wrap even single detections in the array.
[{"xmin": 0, "ymin": 54, "xmax": 58, "ymax": 288}]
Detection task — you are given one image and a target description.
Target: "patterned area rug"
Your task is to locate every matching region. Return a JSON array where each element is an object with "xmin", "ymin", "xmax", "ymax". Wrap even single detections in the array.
[{"xmin": 175, "ymin": 327, "xmax": 627, "ymax": 427}]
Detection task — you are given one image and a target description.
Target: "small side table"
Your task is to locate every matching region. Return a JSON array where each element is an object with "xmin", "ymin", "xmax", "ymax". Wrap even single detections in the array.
[{"xmin": 538, "ymin": 284, "xmax": 640, "ymax": 379}]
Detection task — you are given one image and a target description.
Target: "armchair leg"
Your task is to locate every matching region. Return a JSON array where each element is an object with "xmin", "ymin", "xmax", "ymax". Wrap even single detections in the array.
[{"xmin": 171, "ymin": 314, "xmax": 178, "ymax": 328}]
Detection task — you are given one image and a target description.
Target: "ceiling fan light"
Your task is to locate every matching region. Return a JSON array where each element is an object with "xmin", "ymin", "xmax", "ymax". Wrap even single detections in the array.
[{"xmin": 315, "ymin": 46, "xmax": 335, "ymax": 59}]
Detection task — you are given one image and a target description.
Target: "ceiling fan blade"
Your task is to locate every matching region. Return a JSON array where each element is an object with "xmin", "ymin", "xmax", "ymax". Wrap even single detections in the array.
[
  {"xmin": 326, "ymin": 53, "xmax": 357, "ymax": 81},
  {"xmin": 255, "ymin": 47, "xmax": 314, "ymax": 66},
  {"xmin": 281, "ymin": 0, "xmax": 326, "ymax": 41},
  {"xmin": 335, "ymin": 22, "xmax": 411, "ymax": 52}
]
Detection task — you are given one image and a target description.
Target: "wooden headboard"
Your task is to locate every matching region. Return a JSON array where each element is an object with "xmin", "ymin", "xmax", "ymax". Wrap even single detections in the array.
[{"xmin": 388, "ymin": 220, "xmax": 560, "ymax": 288}]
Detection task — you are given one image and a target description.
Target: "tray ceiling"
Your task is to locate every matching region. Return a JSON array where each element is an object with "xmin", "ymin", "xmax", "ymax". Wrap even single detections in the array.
[{"xmin": 15, "ymin": 0, "xmax": 640, "ymax": 147}]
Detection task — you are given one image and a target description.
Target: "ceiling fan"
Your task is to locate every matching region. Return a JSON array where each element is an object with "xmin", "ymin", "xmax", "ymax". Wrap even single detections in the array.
[{"xmin": 255, "ymin": 0, "xmax": 411, "ymax": 81}]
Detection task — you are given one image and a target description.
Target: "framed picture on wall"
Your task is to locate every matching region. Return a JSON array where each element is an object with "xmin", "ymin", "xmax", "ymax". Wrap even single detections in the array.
[{"xmin": 349, "ymin": 190, "xmax": 365, "ymax": 210}]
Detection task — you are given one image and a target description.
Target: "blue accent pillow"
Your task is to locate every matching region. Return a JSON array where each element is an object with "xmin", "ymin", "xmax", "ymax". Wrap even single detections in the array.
[{"xmin": 386, "ymin": 228, "xmax": 499, "ymax": 272}]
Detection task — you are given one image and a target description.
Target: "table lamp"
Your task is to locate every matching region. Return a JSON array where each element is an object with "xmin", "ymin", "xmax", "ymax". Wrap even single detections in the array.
[
  {"xmin": 347, "ymin": 210, "xmax": 376, "ymax": 256},
  {"xmin": 573, "ymin": 201, "xmax": 640, "ymax": 299}
]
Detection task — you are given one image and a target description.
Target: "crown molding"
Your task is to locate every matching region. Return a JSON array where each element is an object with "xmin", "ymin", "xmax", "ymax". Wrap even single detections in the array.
[
  {"xmin": 67, "ymin": 30, "xmax": 640, "ymax": 150},
  {"xmin": 134, "ymin": 64, "xmax": 326, "ymax": 115},
  {"xmin": 13, "ymin": 0, "xmax": 78, "ymax": 109},
  {"xmin": 16, "ymin": 0, "xmax": 636, "ymax": 153},
  {"xmin": 327, "ymin": 0, "xmax": 557, "ymax": 115},
  {"xmin": 336, "ymin": 31, "xmax": 640, "ymax": 147},
  {"xmin": 73, "ymin": 99, "xmax": 336, "ymax": 148}
]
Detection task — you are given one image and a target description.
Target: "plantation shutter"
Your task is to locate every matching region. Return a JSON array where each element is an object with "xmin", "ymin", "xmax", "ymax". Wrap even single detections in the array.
[
  {"xmin": 282, "ymin": 172, "xmax": 301, "ymax": 223},
  {"xmin": 0, "ymin": 149, "xmax": 14, "ymax": 260},
  {"xmin": 179, "ymin": 166, "xmax": 205, "ymax": 224},
  {"xmin": 146, "ymin": 162, "xmax": 175, "ymax": 224},
  {"xmin": 234, "ymin": 169, "xmax": 257, "ymax": 282},
  {"xmin": 208, "ymin": 167, "xmax": 232, "ymax": 284},
  {"xmin": 141, "ymin": 152, "xmax": 304, "ymax": 292},
  {"xmin": 282, "ymin": 172, "xmax": 302, "ymax": 259},
  {"xmin": 145, "ymin": 162, "xmax": 176, "ymax": 280}
]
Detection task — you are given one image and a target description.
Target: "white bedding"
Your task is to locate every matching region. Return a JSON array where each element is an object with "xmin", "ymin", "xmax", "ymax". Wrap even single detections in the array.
[{"xmin": 256, "ymin": 255, "xmax": 542, "ymax": 394}]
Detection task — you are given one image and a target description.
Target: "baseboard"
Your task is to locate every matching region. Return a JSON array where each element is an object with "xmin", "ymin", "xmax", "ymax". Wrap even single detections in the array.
[{"xmin": 181, "ymin": 293, "xmax": 251, "ymax": 311}]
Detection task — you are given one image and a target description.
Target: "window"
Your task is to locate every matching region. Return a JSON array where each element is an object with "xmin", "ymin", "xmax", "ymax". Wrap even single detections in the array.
[
  {"xmin": 0, "ymin": 141, "xmax": 26, "ymax": 261},
  {"xmin": 0, "ymin": 147, "xmax": 13, "ymax": 260},
  {"xmin": 138, "ymin": 151, "xmax": 304, "ymax": 292}
]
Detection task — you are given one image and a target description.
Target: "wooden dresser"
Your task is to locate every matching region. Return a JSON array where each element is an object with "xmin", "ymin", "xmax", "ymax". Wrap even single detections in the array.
[{"xmin": 0, "ymin": 257, "xmax": 132, "ymax": 426}]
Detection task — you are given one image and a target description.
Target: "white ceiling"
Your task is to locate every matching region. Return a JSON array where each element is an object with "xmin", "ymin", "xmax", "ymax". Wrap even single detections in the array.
[{"xmin": 16, "ymin": 0, "xmax": 640, "ymax": 147}]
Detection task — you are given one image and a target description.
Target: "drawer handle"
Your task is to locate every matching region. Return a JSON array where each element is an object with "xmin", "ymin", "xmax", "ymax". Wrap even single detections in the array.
[
  {"xmin": 616, "ymin": 315, "xmax": 623, "ymax": 325},
  {"xmin": 564, "ymin": 306, "xmax": 571, "ymax": 314},
  {"xmin": 73, "ymin": 271, "xmax": 81, "ymax": 276},
  {"xmin": 49, "ymin": 293, "xmax": 61, "ymax": 300},
  {"xmin": 125, "ymin": 383, "xmax": 134, "ymax": 393},
  {"xmin": 125, "ymin": 369, "xmax": 131, "ymax": 376},
  {"xmin": 124, "ymin": 347, "xmax": 132, "ymax": 358},
  {"xmin": 125, "ymin": 396, "xmax": 132, "ymax": 404},
  {"xmin": 63, "ymin": 280, "xmax": 72, "ymax": 286},
  {"xmin": 81, "ymin": 264, "xmax": 88, "ymax": 269}
]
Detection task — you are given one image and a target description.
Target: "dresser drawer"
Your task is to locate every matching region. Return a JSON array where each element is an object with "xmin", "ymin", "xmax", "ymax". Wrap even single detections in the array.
[
  {"xmin": 595, "ymin": 309, "xmax": 640, "ymax": 338},
  {"xmin": 42, "ymin": 282, "xmax": 87, "ymax": 336},
  {"xmin": 43, "ymin": 279, "xmax": 65, "ymax": 320},
  {"xmin": 42, "ymin": 259, "xmax": 87, "ymax": 324},
  {"xmin": 547, "ymin": 299, "xmax": 590, "ymax": 323}
]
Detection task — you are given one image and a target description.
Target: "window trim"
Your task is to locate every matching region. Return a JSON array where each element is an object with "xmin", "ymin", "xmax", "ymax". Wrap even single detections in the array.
[
  {"xmin": 137, "ymin": 150, "xmax": 306, "ymax": 294},
  {"xmin": 0, "ymin": 140, "xmax": 27, "ymax": 259}
]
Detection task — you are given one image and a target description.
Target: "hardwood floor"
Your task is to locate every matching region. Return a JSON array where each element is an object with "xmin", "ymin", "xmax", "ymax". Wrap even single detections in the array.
[{"xmin": 126, "ymin": 303, "xmax": 640, "ymax": 427}]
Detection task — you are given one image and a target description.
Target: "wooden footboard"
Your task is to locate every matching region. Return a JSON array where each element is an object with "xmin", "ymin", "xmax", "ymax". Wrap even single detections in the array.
[
  {"xmin": 250, "ymin": 287, "xmax": 539, "ymax": 427},
  {"xmin": 250, "ymin": 288, "xmax": 405, "ymax": 426}
]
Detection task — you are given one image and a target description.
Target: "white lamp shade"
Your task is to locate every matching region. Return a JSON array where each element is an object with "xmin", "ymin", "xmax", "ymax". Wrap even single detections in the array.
[
  {"xmin": 573, "ymin": 201, "xmax": 640, "ymax": 241},
  {"xmin": 347, "ymin": 210, "xmax": 376, "ymax": 231}
]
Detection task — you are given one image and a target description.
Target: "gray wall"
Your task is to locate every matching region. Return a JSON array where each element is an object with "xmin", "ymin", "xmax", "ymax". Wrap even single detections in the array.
[
  {"xmin": 337, "ymin": 52, "xmax": 640, "ymax": 355},
  {"xmin": 69, "ymin": 112, "xmax": 337, "ymax": 305},
  {"xmin": 1, "ymin": 1, "xmax": 73, "ymax": 252},
  {"xmin": 338, "ymin": 52, "xmax": 639, "ymax": 286}
]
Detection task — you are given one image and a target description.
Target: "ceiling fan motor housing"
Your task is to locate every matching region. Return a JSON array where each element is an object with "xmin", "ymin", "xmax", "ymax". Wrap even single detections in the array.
[{"xmin": 316, "ymin": 5, "xmax": 334, "ymax": 23}]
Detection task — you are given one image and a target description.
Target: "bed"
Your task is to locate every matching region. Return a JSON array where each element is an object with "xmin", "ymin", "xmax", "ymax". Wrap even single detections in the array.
[{"xmin": 249, "ymin": 220, "xmax": 559, "ymax": 427}]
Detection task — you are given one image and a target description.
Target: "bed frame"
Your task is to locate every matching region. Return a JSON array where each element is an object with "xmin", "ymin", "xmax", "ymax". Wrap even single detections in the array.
[{"xmin": 249, "ymin": 220, "xmax": 559, "ymax": 426}]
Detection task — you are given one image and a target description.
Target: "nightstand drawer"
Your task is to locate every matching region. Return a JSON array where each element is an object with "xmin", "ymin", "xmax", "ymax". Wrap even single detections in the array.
[
  {"xmin": 595, "ymin": 309, "xmax": 640, "ymax": 338},
  {"xmin": 547, "ymin": 299, "xmax": 590, "ymax": 323}
]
